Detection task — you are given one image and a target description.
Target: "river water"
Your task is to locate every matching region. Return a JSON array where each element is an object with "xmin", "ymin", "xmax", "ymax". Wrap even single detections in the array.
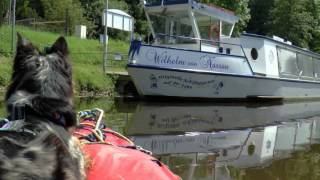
[{"xmin": 1, "ymin": 98, "xmax": 320, "ymax": 180}]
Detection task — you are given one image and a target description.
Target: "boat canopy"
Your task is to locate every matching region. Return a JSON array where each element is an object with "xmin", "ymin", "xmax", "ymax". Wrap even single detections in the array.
[{"xmin": 143, "ymin": 0, "xmax": 239, "ymax": 45}]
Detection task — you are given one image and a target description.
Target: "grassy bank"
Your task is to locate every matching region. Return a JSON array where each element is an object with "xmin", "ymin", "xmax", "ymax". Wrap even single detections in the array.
[{"xmin": 0, "ymin": 26, "xmax": 129, "ymax": 96}]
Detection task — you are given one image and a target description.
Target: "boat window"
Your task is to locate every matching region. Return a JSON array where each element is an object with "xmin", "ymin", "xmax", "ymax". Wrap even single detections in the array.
[
  {"xmin": 251, "ymin": 48, "xmax": 258, "ymax": 60},
  {"xmin": 194, "ymin": 12, "xmax": 220, "ymax": 41},
  {"xmin": 145, "ymin": 0, "xmax": 162, "ymax": 6},
  {"xmin": 221, "ymin": 21, "xmax": 233, "ymax": 37},
  {"xmin": 163, "ymin": 0, "xmax": 189, "ymax": 5},
  {"xmin": 149, "ymin": 12, "xmax": 196, "ymax": 44},
  {"xmin": 297, "ymin": 53, "xmax": 314, "ymax": 79},
  {"xmin": 149, "ymin": 14, "xmax": 166, "ymax": 36},
  {"xmin": 277, "ymin": 47, "xmax": 299, "ymax": 78},
  {"xmin": 145, "ymin": 0, "xmax": 189, "ymax": 6},
  {"xmin": 314, "ymin": 59, "xmax": 320, "ymax": 80}
]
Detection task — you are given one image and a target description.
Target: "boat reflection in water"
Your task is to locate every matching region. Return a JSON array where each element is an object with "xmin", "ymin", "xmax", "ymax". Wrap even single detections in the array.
[
  {"xmin": 126, "ymin": 101, "xmax": 320, "ymax": 180},
  {"xmin": 127, "ymin": 101, "xmax": 320, "ymax": 135}
]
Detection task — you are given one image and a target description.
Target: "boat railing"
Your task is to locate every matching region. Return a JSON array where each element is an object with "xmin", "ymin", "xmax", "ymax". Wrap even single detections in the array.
[
  {"xmin": 154, "ymin": 33, "xmax": 247, "ymax": 57},
  {"xmin": 151, "ymin": 33, "xmax": 255, "ymax": 75}
]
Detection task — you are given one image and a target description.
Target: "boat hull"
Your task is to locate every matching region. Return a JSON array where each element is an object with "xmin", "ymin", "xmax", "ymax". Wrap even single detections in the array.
[{"xmin": 127, "ymin": 64, "xmax": 320, "ymax": 100}]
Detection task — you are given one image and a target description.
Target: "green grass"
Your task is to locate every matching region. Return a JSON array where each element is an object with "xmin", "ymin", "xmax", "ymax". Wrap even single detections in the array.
[
  {"xmin": 0, "ymin": 25, "xmax": 130, "ymax": 95},
  {"xmin": 0, "ymin": 100, "xmax": 5, "ymax": 117},
  {"xmin": 0, "ymin": 56, "xmax": 11, "ymax": 87}
]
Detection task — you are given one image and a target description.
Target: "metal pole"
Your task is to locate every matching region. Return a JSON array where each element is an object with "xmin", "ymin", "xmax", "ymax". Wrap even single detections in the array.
[
  {"xmin": 131, "ymin": 19, "xmax": 134, "ymax": 41},
  {"xmin": 65, "ymin": 8, "xmax": 69, "ymax": 36},
  {"xmin": 8, "ymin": 0, "xmax": 12, "ymax": 25},
  {"xmin": 11, "ymin": 0, "xmax": 16, "ymax": 53},
  {"xmin": 103, "ymin": 0, "xmax": 108, "ymax": 73}
]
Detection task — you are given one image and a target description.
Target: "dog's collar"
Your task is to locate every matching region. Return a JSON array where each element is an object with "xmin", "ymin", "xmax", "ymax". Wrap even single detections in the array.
[
  {"xmin": 9, "ymin": 104, "xmax": 26, "ymax": 121},
  {"xmin": 52, "ymin": 112, "xmax": 67, "ymax": 126},
  {"xmin": 0, "ymin": 119, "xmax": 37, "ymax": 136},
  {"xmin": 8, "ymin": 104, "xmax": 67, "ymax": 127}
]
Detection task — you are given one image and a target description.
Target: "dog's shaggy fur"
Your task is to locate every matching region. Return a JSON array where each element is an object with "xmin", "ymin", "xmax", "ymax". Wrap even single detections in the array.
[{"xmin": 0, "ymin": 34, "xmax": 85, "ymax": 180}]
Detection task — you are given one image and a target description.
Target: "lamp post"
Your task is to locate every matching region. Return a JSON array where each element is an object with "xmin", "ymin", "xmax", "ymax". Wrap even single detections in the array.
[{"xmin": 103, "ymin": 0, "xmax": 108, "ymax": 73}]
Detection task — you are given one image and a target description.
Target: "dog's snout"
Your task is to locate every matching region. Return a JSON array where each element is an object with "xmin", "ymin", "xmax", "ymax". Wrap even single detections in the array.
[{"xmin": 36, "ymin": 57, "xmax": 45, "ymax": 67}]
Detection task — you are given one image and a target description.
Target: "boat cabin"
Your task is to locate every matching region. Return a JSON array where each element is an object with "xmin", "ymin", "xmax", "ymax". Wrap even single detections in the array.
[
  {"xmin": 143, "ymin": 0, "xmax": 239, "ymax": 51},
  {"xmin": 142, "ymin": 0, "xmax": 320, "ymax": 80},
  {"xmin": 232, "ymin": 34, "xmax": 320, "ymax": 79}
]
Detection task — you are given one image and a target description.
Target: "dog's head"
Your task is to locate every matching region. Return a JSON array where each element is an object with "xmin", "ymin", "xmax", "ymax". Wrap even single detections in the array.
[{"xmin": 5, "ymin": 34, "xmax": 76, "ymax": 128}]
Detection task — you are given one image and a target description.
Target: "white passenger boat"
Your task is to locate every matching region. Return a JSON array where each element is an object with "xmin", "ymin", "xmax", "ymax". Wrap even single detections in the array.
[{"xmin": 127, "ymin": 0, "xmax": 320, "ymax": 100}]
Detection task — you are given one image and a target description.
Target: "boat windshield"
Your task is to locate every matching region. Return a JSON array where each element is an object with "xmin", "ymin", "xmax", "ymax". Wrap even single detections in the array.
[
  {"xmin": 148, "ymin": 11, "xmax": 196, "ymax": 44},
  {"xmin": 194, "ymin": 11, "xmax": 234, "ymax": 40},
  {"xmin": 145, "ymin": 0, "xmax": 162, "ymax": 6},
  {"xmin": 145, "ymin": 0, "xmax": 189, "ymax": 6},
  {"xmin": 221, "ymin": 21, "xmax": 234, "ymax": 37}
]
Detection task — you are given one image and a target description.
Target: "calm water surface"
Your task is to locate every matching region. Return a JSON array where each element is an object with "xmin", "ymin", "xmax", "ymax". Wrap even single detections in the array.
[{"xmin": 1, "ymin": 98, "xmax": 320, "ymax": 180}]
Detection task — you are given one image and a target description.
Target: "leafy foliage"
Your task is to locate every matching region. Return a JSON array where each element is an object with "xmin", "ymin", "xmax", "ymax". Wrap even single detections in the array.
[
  {"xmin": 39, "ymin": 0, "xmax": 91, "ymax": 34},
  {"xmin": 0, "ymin": 0, "xmax": 9, "ymax": 26},
  {"xmin": 79, "ymin": 0, "xmax": 129, "ymax": 38},
  {"xmin": 3, "ymin": 0, "xmax": 320, "ymax": 51},
  {"xmin": 246, "ymin": 0, "xmax": 274, "ymax": 35},
  {"xmin": 16, "ymin": 0, "xmax": 39, "ymax": 19},
  {"xmin": 247, "ymin": 0, "xmax": 320, "ymax": 50},
  {"xmin": 268, "ymin": 0, "xmax": 314, "ymax": 48},
  {"xmin": 123, "ymin": 0, "xmax": 148, "ymax": 36}
]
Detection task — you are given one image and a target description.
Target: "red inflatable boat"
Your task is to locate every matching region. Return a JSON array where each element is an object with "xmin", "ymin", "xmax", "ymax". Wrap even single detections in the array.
[{"xmin": 73, "ymin": 109, "xmax": 180, "ymax": 180}]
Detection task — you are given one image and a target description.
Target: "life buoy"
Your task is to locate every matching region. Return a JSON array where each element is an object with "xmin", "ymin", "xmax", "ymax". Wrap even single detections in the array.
[{"xmin": 208, "ymin": 24, "xmax": 220, "ymax": 41}]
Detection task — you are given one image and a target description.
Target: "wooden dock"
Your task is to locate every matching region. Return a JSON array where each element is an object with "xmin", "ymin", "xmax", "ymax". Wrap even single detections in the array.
[
  {"xmin": 105, "ymin": 70, "xmax": 129, "ymax": 76},
  {"xmin": 105, "ymin": 70, "xmax": 138, "ymax": 97}
]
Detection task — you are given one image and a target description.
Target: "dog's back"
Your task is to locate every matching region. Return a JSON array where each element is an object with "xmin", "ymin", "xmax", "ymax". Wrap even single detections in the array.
[
  {"xmin": 0, "ymin": 121, "xmax": 83, "ymax": 180},
  {"xmin": 0, "ymin": 34, "xmax": 85, "ymax": 180}
]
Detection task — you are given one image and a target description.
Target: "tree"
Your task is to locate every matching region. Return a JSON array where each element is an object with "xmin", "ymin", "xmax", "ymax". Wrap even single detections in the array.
[
  {"xmin": 307, "ymin": 0, "xmax": 320, "ymax": 52},
  {"xmin": 246, "ymin": 0, "xmax": 274, "ymax": 35},
  {"xmin": 124, "ymin": 0, "xmax": 148, "ymax": 36},
  {"xmin": 16, "ymin": 0, "xmax": 38, "ymax": 19},
  {"xmin": 79, "ymin": 0, "xmax": 129, "ymax": 38},
  {"xmin": 0, "ymin": 0, "xmax": 9, "ymax": 26},
  {"xmin": 40, "ymin": 0, "xmax": 91, "ymax": 34},
  {"xmin": 269, "ymin": 0, "xmax": 314, "ymax": 48}
]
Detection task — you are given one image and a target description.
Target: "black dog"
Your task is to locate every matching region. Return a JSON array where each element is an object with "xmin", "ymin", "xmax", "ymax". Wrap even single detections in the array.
[{"xmin": 0, "ymin": 34, "xmax": 85, "ymax": 180}]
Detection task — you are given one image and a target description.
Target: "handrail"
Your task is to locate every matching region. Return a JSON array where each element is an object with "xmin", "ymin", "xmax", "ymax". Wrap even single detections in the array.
[
  {"xmin": 154, "ymin": 33, "xmax": 245, "ymax": 51},
  {"xmin": 239, "ymin": 44, "xmax": 255, "ymax": 75}
]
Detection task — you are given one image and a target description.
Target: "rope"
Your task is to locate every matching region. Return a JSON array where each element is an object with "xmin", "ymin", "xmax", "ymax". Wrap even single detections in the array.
[
  {"xmin": 75, "ymin": 108, "xmax": 152, "ymax": 155},
  {"xmin": 102, "ymin": 129, "xmax": 135, "ymax": 146}
]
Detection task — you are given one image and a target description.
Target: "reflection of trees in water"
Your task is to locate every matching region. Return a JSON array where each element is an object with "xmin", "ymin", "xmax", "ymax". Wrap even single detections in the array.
[
  {"xmin": 229, "ymin": 144, "xmax": 320, "ymax": 180},
  {"xmin": 156, "ymin": 154, "xmax": 217, "ymax": 179}
]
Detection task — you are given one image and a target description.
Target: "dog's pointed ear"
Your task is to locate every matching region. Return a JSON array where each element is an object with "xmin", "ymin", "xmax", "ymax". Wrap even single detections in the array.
[
  {"xmin": 50, "ymin": 36, "xmax": 69, "ymax": 56},
  {"xmin": 16, "ymin": 33, "xmax": 38, "ymax": 56}
]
